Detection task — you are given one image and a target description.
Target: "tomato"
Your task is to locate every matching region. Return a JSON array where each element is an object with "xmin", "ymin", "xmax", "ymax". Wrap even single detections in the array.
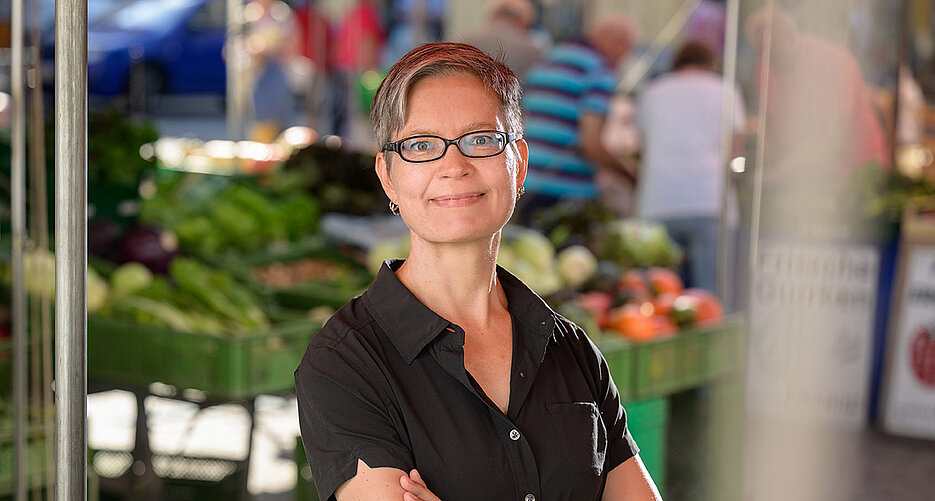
[
  {"xmin": 682, "ymin": 288, "xmax": 723, "ymax": 326},
  {"xmin": 617, "ymin": 269, "xmax": 651, "ymax": 305},
  {"xmin": 578, "ymin": 291, "xmax": 613, "ymax": 329},
  {"xmin": 647, "ymin": 267, "xmax": 684, "ymax": 296},
  {"xmin": 650, "ymin": 314, "xmax": 678, "ymax": 337},
  {"xmin": 608, "ymin": 304, "xmax": 656, "ymax": 342},
  {"xmin": 651, "ymin": 292, "xmax": 678, "ymax": 317}
]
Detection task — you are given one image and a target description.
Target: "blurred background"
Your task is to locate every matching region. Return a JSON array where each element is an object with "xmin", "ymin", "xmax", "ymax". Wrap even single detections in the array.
[{"xmin": 1, "ymin": 0, "xmax": 934, "ymax": 499}]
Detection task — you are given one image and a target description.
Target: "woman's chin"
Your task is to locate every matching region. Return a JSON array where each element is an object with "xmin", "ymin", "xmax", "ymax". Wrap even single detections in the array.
[{"xmin": 416, "ymin": 221, "xmax": 506, "ymax": 246}]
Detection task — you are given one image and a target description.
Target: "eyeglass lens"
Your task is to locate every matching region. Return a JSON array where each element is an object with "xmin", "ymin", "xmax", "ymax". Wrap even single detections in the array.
[{"xmin": 399, "ymin": 132, "xmax": 506, "ymax": 162}]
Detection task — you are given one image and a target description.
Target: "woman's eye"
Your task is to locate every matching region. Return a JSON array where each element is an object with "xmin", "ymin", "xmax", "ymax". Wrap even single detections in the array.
[
  {"xmin": 407, "ymin": 141, "xmax": 434, "ymax": 151},
  {"xmin": 470, "ymin": 134, "xmax": 495, "ymax": 146}
]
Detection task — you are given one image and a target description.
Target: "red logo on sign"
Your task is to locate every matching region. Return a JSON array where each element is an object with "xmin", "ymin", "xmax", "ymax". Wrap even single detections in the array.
[{"xmin": 910, "ymin": 327, "xmax": 935, "ymax": 387}]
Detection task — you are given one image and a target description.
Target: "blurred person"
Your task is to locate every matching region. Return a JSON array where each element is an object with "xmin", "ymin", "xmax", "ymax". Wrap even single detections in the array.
[
  {"xmin": 635, "ymin": 40, "xmax": 746, "ymax": 293},
  {"xmin": 0, "ymin": 92, "xmax": 9, "ymax": 129},
  {"xmin": 330, "ymin": 0, "xmax": 386, "ymax": 138},
  {"xmin": 289, "ymin": 0, "xmax": 333, "ymax": 130},
  {"xmin": 896, "ymin": 64, "xmax": 924, "ymax": 146},
  {"xmin": 686, "ymin": 0, "xmax": 727, "ymax": 60},
  {"xmin": 245, "ymin": 0, "xmax": 297, "ymax": 142},
  {"xmin": 599, "ymin": 93, "xmax": 641, "ymax": 217},
  {"xmin": 382, "ymin": 0, "xmax": 447, "ymax": 66},
  {"xmin": 519, "ymin": 14, "xmax": 638, "ymax": 220},
  {"xmin": 295, "ymin": 42, "xmax": 662, "ymax": 501},
  {"xmin": 458, "ymin": 0, "xmax": 544, "ymax": 80},
  {"xmin": 745, "ymin": 6, "xmax": 888, "ymax": 177}
]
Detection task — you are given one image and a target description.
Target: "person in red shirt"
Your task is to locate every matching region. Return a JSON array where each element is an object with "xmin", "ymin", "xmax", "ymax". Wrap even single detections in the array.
[
  {"xmin": 290, "ymin": 1, "xmax": 332, "ymax": 128},
  {"xmin": 329, "ymin": 0, "xmax": 386, "ymax": 138}
]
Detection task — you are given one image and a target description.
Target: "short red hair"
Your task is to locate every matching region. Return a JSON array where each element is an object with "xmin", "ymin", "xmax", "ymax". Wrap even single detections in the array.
[{"xmin": 370, "ymin": 43, "xmax": 523, "ymax": 148}]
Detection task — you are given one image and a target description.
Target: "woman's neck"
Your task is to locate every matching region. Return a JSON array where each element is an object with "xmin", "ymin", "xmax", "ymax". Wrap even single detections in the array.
[{"xmin": 395, "ymin": 232, "xmax": 508, "ymax": 328}]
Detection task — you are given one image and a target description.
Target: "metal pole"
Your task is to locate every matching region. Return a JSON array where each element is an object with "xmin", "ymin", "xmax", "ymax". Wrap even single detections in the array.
[
  {"xmin": 55, "ymin": 0, "xmax": 88, "ymax": 498},
  {"xmin": 745, "ymin": 1, "xmax": 774, "ymax": 324},
  {"xmin": 717, "ymin": 0, "xmax": 741, "ymax": 307},
  {"xmin": 11, "ymin": 0, "xmax": 29, "ymax": 496},
  {"xmin": 227, "ymin": 0, "xmax": 245, "ymax": 141},
  {"xmin": 27, "ymin": 0, "xmax": 55, "ymax": 492},
  {"xmin": 617, "ymin": 0, "xmax": 703, "ymax": 96}
]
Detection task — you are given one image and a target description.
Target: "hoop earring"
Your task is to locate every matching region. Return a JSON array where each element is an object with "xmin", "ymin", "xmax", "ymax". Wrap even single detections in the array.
[
  {"xmin": 517, "ymin": 186, "xmax": 525, "ymax": 199},
  {"xmin": 388, "ymin": 201, "xmax": 400, "ymax": 216}
]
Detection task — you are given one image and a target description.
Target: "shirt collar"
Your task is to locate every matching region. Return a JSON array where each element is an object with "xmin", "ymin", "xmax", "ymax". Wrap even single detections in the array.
[{"xmin": 362, "ymin": 259, "xmax": 556, "ymax": 364}]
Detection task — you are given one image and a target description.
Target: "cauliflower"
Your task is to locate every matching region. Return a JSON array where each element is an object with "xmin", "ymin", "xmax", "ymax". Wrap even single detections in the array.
[
  {"xmin": 557, "ymin": 245, "xmax": 598, "ymax": 288},
  {"xmin": 512, "ymin": 229, "xmax": 555, "ymax": 270}
]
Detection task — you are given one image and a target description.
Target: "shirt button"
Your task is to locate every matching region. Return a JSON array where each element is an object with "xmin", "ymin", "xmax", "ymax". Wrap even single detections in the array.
[
  {"xmin": 519, "ymin": 371, "xmax": 525, "ymax": 378},
  {"xmin": 509, "ymin": 429, "xmax": 521, "ymax": 441},
  {"xmin": 525, "ymin": 495, "xmax": 536, "ymax": 501}
]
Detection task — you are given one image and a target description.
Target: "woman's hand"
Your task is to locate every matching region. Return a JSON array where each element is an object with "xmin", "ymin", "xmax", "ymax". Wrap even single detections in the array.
[{"xmin": 400, "ymin": 469, "xmax": 442, "ymax": 501}]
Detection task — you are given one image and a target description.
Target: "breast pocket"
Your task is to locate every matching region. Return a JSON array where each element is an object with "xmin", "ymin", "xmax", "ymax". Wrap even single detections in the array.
[{"xmin": 546, "ymin": 402, "xmax": 608, "ymax": 476}]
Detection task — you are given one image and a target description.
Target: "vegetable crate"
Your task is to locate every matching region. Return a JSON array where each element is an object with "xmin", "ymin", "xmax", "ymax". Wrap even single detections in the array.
[
  {"xmin": 91, "ymin": 449, "xmax": 247, "ymax": 501},
  {"xmin": 631, "ymin": 316, "xmax": 744, "ymax": 399},
  {"xmin": 88, "ymin": 315, "xmax": 321, "ymax": 400},
  {"xmin": 0, "ymin": 341, "xmax": 10, "ymax": 397},
  {"xmin": 622, "ymin": 397, "xmax": 669, "ymax": 495},
  {"xmin": 294, "ymin": 437, "xmax": 320, "ymax": 501},
  {"xmin": 599, "ymin": 336, "xmax": 634, "ymax": 401},
  {"xmin": 0, "ymin": 426, "xmax": 47, "ymax": 496},
  {"xmin": 602, "ymin": 315, "xmax": 745, "ymax": 400},
  {"xmin": 221, "ymin": 238, "xmax": 371, "ymax": 311}
]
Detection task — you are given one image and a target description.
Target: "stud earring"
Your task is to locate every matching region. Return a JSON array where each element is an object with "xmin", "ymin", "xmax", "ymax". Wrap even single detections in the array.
[
  {"xmin": 517, "ymin": 186, "xmax": 525, "ymax": 199},
  {"xmin": 388, "ymin": 201, "xmax": 400, "ymax": 215}
]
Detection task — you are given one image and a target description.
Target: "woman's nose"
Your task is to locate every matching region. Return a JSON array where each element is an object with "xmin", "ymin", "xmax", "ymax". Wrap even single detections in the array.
[{"xmin": 437, "ymin": 145, "xmax": 474, "ymax": 178}]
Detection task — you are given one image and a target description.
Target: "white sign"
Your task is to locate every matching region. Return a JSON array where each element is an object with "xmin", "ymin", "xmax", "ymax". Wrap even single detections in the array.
[
  {"xmin": 747, "ymin": 241, "xmax": 879, "ymax": 428},
  {"xmin": 883, "ymin": 245, "xmax": 935, "ymax": 439}
]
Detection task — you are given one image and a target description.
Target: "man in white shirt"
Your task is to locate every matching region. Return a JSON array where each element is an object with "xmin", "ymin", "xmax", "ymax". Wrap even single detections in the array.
[{"xmin": 635, "ymin": 40, "xmax": 745, "ymax": 293}]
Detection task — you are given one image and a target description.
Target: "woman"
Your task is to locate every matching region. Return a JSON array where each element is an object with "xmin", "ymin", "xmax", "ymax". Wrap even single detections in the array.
[{"xmin": 295, "ymin": 43, "xmax": 662, "ymax": 501}]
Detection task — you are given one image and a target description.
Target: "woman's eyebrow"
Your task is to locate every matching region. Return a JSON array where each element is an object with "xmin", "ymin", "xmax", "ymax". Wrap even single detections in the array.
[{"xmin": 399, "ymin": 123, "xmax": 501, "ymax": 138}]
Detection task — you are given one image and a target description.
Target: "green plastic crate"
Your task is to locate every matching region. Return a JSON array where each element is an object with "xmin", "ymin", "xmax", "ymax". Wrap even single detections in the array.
[
  {"xmin": 0, "ymin": 426, "xmax": 48, "ymax": 496},
  {"xmin": 88, "ymin": 315, "xmax": 321, "ymax": 400},
  {"xmin": 605, "ymin": 315, "xmax": 746, "ymax": 399},
  {"xmin": 221, "ymin": 238, "xmax": 371, "ymax": 312},
  {"xmin": 631, "ymin": 335, "xmax": 683, "ymax": 398},
  {"xmin": 623, "ymin": 397, "xmax": 669, "ymax": 494},
  {"xmin": 294, "ymin": 437, "xmax": 320, "ymax": 501},
  {"xmin": 273, "ymin": 283, "xmax": 366, "ymax": 311},
  {"xmin": 598, "ymin": 336, "xmax": 634, "ymax": 402},
  {"xmin": 91, "ymin": 449, "xmax": 247, "ymax": 501},
  {"xmin": 0, "ymin": 341, "xmax": 10, "ymax": 398},
  {"xmin": 702, "ymin": 317, "xmax": 745, "ymax": 380}
]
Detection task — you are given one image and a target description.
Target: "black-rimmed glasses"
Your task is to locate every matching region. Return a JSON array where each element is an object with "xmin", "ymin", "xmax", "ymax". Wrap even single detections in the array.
[{"xmin": 382, "ymin": 130, "xmax": 522, "ymax": 163}]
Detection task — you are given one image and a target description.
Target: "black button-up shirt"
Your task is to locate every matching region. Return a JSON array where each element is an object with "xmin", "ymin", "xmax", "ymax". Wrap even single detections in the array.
[{"xmin": 295, "ymin": 260, "xmax": 638, "ymax": 501}]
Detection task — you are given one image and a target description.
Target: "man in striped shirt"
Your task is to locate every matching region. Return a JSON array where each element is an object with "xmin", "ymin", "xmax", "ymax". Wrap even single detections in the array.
[{"xmin": 521, "ymin": 15, "xmax": 638, "ymax": 216}]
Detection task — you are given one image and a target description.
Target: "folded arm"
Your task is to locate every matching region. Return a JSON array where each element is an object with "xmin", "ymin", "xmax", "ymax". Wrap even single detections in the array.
[
  {"xmin": 336, "ymin": 462, "xmax": 441, "ymax": 501},
  {"xmin": 602, "ymin": 454, "xmax": 663, "ymax": 501},
  {"xmin": 334, "ymin": 460, "xmax": 409, "ymax": 501}
]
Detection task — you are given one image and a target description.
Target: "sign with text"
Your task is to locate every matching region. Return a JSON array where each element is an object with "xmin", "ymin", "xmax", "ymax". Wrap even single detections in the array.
[
  {"xmin": 747, "ymin": 241, "xmax": 879, "ymax": 428},
  {"xmin": 883, "ymin": 245, "xmax": 935, "ymax": 438}
]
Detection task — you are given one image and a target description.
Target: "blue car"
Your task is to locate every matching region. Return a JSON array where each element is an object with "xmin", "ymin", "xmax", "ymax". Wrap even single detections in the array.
[{"xmin": 87, "ymin": 0, "xmax": 227, "ymax": 98}]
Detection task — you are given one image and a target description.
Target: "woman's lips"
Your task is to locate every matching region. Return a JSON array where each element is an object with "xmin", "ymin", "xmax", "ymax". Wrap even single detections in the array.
[{"xmin": 429, "ymin": 192, "xmax": 485, "ymax": 207}]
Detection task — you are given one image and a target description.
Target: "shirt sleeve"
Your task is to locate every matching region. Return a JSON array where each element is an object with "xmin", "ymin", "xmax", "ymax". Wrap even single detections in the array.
[
  {"xmin": 586, "ymin": 333, "xmax": 641, "ymax": 471},
  {"xmin": 580, "ymin": 65, "xmax": 615, "ymax": 115},
  {"xmin": 295, "ymin": 343, "xmax": 414, "ymax": 501}
]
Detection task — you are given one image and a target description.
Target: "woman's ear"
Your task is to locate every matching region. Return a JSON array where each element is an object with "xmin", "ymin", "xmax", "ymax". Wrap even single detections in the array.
[
  {"xmin": 515, "ymin": 138, "xmax": 529, "ymax": 189},
  {"xmin": 375, "ymin": 152, "xmax": 398, "ymax": 203}
]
